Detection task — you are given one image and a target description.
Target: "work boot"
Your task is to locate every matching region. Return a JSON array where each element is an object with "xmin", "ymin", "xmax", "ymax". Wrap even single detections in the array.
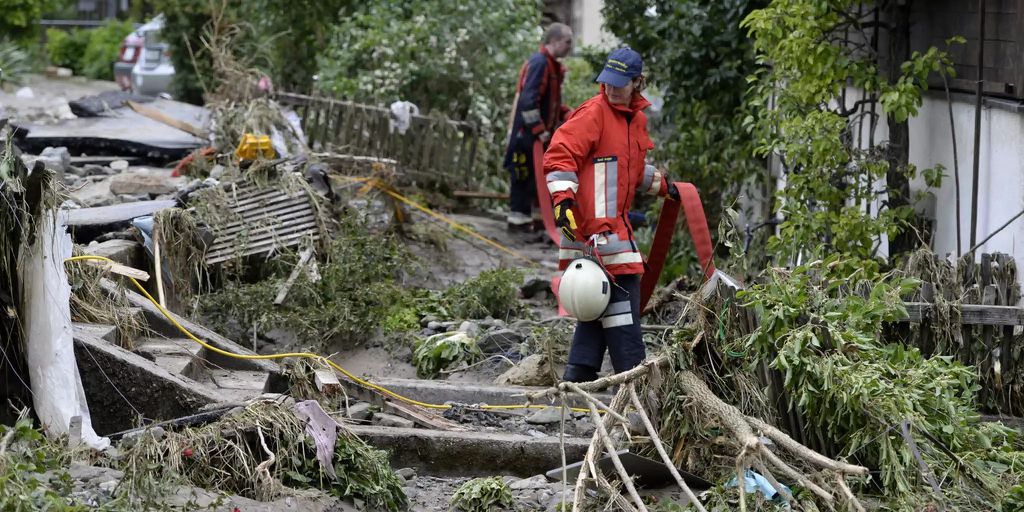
[
  {"xmin": 506, "ymin": 211, "xmax": 532, "ymax": 232},
  {"xmin": 562, "ymin": 364, "xmax": 599, "ymax": 383}
]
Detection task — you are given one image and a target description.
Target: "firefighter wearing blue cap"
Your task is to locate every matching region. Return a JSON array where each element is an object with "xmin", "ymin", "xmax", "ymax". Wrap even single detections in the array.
[
  {"xmin": 544, "ymin": 47, "xmax": 680, "ymax": 382},
  {"xmin": 503, "ymin": 23, "xmax": 574, "ymax": 230}
]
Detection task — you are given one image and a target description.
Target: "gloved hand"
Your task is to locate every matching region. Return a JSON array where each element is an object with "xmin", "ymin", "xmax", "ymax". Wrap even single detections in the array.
[
  {"xmin": 554, "ymin": 199, "xmax": 578, "ymax": 241},
  {"xmin": 666, "ymin": 182, "xmax": 680, "ymax": 202}
]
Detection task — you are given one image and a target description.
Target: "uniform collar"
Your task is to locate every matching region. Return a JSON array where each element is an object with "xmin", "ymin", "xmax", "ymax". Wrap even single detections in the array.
[{"xmin": 599, "ymin": 84, "xmax": 651, "ymax": 114}]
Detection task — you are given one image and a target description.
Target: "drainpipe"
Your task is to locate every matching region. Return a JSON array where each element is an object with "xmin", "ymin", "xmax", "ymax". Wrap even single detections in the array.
[{"xmin": 969, "ymin": 0, "xmax": 986, "ymax": 249}]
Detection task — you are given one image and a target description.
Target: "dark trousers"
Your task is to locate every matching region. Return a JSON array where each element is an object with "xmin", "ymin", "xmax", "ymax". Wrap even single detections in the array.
[
  {"xmin": 508, "ymin": 146, "xmax": 536, "ymax": 216},
  {"xmin": 566, "ymin": 274, "xmax": 645, "ymax": 376}
]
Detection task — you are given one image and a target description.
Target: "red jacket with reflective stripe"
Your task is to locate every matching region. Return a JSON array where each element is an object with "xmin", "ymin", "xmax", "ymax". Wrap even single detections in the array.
[{"xmin": 543, "ymin": 88, "xmax": 669, "ymax": 275}]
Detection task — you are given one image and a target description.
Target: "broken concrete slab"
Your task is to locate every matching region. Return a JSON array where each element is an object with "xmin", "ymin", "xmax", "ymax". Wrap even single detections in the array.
[
  {"xmin": 108, "ymin": 168, "xmax": 182, "ymax": 196},
  {"xmin": 68, "ymin": 90, "xmax": 155, "ymax": 117},
  {"xmin": 477, "ymin": 328, "xmax": 524, "ymax": 353},
  {"xmin": 69, "ymin": 176, "xmax": 116, "ymax": 207},
  {"xmin": 66, "ymin": 199, "xmax": 176, "ymax": 227},
  {"xmin": 366, "ymin": 377, "xmax": 607, "ymax": 410},
  {"xmin": 99, "ymin": 278, "xmax": 281, "ymax": 376},
  {"xmin": 84, "ymin": 239, "xmax": 143, "ymax": 269},
  {"xmin": 12, "ymin": 98, "xmax": 210, "ymax": 164},
  {"xmin": 73, "ymin": 325, "xmax": 221, "ymax": 435},
  {"xmin": 348, "ymin": 424, "xmax": 591, "ymax": 478}
]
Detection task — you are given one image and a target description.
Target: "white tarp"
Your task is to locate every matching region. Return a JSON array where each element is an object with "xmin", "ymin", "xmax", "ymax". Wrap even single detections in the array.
[{"xmin": 20, "ymin": 209, "xmax": 109, "ymax": 450}]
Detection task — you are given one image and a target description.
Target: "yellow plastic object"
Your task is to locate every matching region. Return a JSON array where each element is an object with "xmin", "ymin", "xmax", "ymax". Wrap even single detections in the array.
[{"xmin": 234, "ymin": 133, "xmax": 276, "ymax": 161}]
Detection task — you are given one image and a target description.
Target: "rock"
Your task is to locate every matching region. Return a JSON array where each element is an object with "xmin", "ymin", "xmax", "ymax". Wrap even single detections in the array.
[
  {"xmin": 521, "ymin": 277, "xmax": 552, "ymax": 299},
  {"xmin": 346, "ymin": 402, "xmax": 372, "ymax": 421},
  {"xmin": 263, "ymin": 328, "xmax": 297, "ymax": 346},
  {"xmin": 109, "ymin": 159, "xmax": 130, "ymax": 171},
  {"xmin": 458, "ymin": 321, "xmax": 480, "ymax": 336},
  {"xmin": 510, "ymin": 475, "xmax": 550, "ymax": 490},
  {"xmin": 84, "ymin": 239, "xmax": 142, "ymax": 269},
  {"xmin": 372, "ymin": 412, "xmax": 414, "ymax": 429},
  {"xmin": 525, "ymin": 406, "xmax": 570, "ymax": 425},
  {"xmin": 478, "ymin": 328, "xmax": 524, "ymax": 353},
  {"xmin": 98, "ymin": 480, "xmax": 118, "ymax": 492},
  {"xmin": 495, "ymin": 354, "xmax": 553, "ymax": 386},
  {"xmin": 420, "ymin": 315, "xmax": 439, "ymax": 327},
  {"xmin": 67, "ymin": 463, "xmax": 124, "ymax": 485},
  {"xmin": 22, "ymin": 147, "xmax": 71, "ymax": 179},
  {"xmin": 427, "ymin": 321, "xmax": 444, "ymax": 331},
  {"xmin": 420, "ymin": 328, "xmax": 437, "ymax": 336},
  {"xmin": 209, "ymin": 164, "xmax": 225, "ymax": 179},
  {"xmin": 395, "ymin": 467, "xmax": 417, "ymax": 481},
  {"xmin": 15, "ymin": 87, "xmax": 34, "ymax": 99},
  {"xmin": 526, "ymin": 429, "xmax": 548, "ymax": 438},
  {"xmin": 109, "ymin": 170, "xmax": 179, "ymax": 196},
  {"xmin": 75, "ymin": 164, "xmax": 117, "ymax": 177},
  {"xmin": 70, "ymin": 177, "xmax": 115, "ymax": 207}
]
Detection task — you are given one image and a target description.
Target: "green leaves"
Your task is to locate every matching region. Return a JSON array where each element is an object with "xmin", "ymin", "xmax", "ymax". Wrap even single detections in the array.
[
  {"xmin": 413, "ymin": 331, "xmax": 482, "ymax": 378},
  {"xmin": 450, "ymin": 476, "xmax": 516, "ymax": 512}
]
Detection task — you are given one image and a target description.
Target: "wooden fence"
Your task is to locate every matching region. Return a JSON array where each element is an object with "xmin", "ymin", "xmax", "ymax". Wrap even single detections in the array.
[{"xmin": 275, "ymin": 92, "xmax": 480, "ymax": 189}]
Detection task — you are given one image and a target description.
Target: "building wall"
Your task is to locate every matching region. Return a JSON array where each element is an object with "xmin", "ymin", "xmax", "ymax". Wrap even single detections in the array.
[
  {"xmin": 908, "ymin": 94, "xmax": 1024, "ymax": 277},
  {"xmin": 571, "ymin": 0, "xmax": 618, "ymax": 49}
]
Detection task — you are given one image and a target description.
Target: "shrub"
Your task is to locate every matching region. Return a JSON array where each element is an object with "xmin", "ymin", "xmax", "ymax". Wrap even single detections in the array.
[
  {"xmin": 442, "ymin": 268, "xmax": 524, "ymax": 320},
  {"xmin": 80, "ymin": 20, "xmax": 134, "ymax": 80},
  {"xmin": 412, "ymin": 331, "xmax": 482, "ymax": 378},
  {"xmin": 0, "ymin": 39, "xmax": 32, "ymax": 86},
  {"xmin": 45, "ymin": 27, "xmax": 89, "ymax": 70}
]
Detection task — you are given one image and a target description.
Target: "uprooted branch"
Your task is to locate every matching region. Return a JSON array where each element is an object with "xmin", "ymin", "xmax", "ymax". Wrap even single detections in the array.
[{"xmin": 535, "ymin": 338, "xmax": 870, "ymax": 512}]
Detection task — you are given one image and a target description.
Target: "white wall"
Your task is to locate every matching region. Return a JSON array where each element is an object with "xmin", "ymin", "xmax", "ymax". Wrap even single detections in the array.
[
  {"xmin": 571, "ymin": 0, "xmax": 618, "ymax": 49},
  {"xmin": 908, "ymin": 94, "xmax": 1024, "ymax": 283}
]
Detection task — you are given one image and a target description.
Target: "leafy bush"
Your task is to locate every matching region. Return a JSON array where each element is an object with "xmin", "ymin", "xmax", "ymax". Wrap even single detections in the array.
[
  {"xmin": 80, "ymin": 20, "xmax": 134, "ymax": 80},
  {"xmin": 198, "ymin": 217, "xmax": 414, "ymax": 348},
  {"xmin": 316, "ymin": 0, "xmax": 539, "ymax": 178},
  {"xmin": 450, "ymin": 476, "xmax": 516, "ymax": 512},
  {"xmin": 442, "ymin": 268, "xmax": 524, "ymax": 320},
  {"xmin": 413, "ymin": 331, "xmax": 482, "ymax": 378},
  {"xmin": 1, "ymin": 0, "xmax": 52, "ymax": 45},
  {"xmin": 45, "ymin": 21, "xmax": 133, "ymax": 80},
  {"xmin": 45, "ymin": 27, "xmax": 89, "ymax": 69},
  {"xmin": 0, "ymin": 39, "xmax": 32, "ymax": 86}
]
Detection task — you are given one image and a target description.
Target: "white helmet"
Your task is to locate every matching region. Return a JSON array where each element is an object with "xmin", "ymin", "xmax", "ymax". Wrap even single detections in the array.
[{"xmin": 558, "ymin": 258, "xmax": 610, "ymax": 321}]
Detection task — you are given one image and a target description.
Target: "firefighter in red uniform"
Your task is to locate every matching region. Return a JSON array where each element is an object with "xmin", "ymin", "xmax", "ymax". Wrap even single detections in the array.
[
  {"xmin": 503, "ymin": 23, "xmax": 574, "ymax": 229},
  {"xmin": 544, "ymin": 47, "xmax": 680, "ymax": 382}
]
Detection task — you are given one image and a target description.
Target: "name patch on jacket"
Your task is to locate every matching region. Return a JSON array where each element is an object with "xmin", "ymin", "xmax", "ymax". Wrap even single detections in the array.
[{"xmin": 593, "ymin": 156, "xmax": 618, "ymax": 218}]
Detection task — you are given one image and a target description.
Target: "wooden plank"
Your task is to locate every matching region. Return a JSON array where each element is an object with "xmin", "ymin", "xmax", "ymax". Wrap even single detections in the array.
[
  {"xmin": 273, "ymin": 247, "xmax": 314, "ymax": 305},
  {"xmin": 84, "ymin": 259, "xmax": 150, "ymax": 281},
  {"xmin": 900, "ymin": 302, "xmax": 1024, "ymax": 326},
  {"xmin": 383, "ymin": 399, "xmax": 470, "ymax": 432},
  {"xmin": 65, "ymin": 200, "xmax": 177, "ymax": 226},
  {"xmin": 206, "ymin": 225, "xmax": 319, "ymax": 257},
  {"xmin": 206, "ymin": 232, "xmax": 319, "ymax": 264},
  {"xmin": 126, "ymin": 100, "xmax": 207, "ymax": 138},
  {"xmin": 454, "ymin": 190, "xmax": 510, "ymax": 200}
]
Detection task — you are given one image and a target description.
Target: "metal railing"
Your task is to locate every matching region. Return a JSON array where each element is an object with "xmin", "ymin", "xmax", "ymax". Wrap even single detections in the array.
[{"xmin": 275, "ymin": 92, "xmax": 480, "ymax": 189}]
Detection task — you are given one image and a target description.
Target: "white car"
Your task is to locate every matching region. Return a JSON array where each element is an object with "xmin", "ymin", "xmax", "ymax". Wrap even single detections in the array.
[{"xmin": 129, "ymin": 15, "xmax": 175, "ymax": 96}]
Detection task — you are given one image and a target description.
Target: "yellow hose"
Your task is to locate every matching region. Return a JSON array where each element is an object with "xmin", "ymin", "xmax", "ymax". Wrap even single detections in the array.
[{"xmin": 67, "ymin": 255, "xmax": 576, "ymax": 413}]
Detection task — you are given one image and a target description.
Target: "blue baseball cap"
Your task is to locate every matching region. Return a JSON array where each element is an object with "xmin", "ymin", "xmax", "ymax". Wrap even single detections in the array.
[{"xmin": 595, "ymin": 47, "xmax": 643, "ymax": 88}]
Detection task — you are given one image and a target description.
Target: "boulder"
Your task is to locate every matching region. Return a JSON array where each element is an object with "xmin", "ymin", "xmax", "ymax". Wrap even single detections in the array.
[
  {"xmin": 22, "ymin": 146, "xmax": 71, "ymax": 179},
  {"xmin": 109, "ymin": 169, "xmax": 180, "ymax": 196},
  {"xmin": 495, "ymin": 354, "xmax": 553, "ymax": 387},
  {"xmin": 478, "ymin": 328, "xmax": 524, "ymax": 354},
  {"xmin": 70, "ymin": 177, "xmax": 115, "ymax": 207},
  {"xmin": 109, "ymin": 159, "xmax": 130, "ymax": 171}
]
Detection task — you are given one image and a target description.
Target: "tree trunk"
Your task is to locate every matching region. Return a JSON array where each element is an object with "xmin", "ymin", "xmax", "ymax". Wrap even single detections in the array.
[{"xmin": 885, "ymin": 0, "xmax": 915, "ymax": 257}]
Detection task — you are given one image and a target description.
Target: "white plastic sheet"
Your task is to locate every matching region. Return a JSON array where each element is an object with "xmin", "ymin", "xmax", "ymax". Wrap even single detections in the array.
[
  {"xmin": 389, "ymin": 100, "xmax": 420, "ymax": 135},
  {"xmin": 21, "ymin": 209, "xmax": 109, "ymax": 450}
]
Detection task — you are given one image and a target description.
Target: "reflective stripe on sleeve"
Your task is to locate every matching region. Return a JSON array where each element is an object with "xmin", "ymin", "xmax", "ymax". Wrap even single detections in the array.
[
  {"xmin": 522, "ymin": 109, "xmax": 541, "ymax": 125},
  {"xmin": 548, "ymin": 180, "xmax": 579, "ymax": 194},
  {"xmin": 601, "ymin": 313, "xmax": 633, "ymax": 328}
]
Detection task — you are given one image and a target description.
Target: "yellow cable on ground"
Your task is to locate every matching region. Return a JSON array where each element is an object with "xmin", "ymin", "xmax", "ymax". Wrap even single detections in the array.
[
  {"xmin": 67, "ymin": 255, "xmax": 578, "ymax": 414},
  {"xmin": 332, "ymin": 175, "xmax": 541, "ymax": 268}
]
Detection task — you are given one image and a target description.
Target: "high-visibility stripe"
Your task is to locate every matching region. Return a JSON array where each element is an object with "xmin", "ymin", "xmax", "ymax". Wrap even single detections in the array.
[
  {"xmin": 594, "ymin": 161, "xmax": 607, "ymax": 218},
  {"xmin": 558, "ymin": 248, "xmax": 583, "ymax": 260},
  {"xmin": 547, "ymin": 171, "xmax": 578, "ymax": 183},
  {"xmin": 603, "ymin": 301, "xmax": 631, "ymax": 316},
  {"xmin": 599, "ymin": 251, "xmax": 644, "ymax": 265},
  {"xmin": 548, "ymin": 180, "xmax": 578, "ymax": 194},
  {"xmin": 601, "ymin": 313, "xmax": 633, "ymax": 328},
  {"xmin": 642, "ymin": 164, "xmax": 656, "ymax": 190},
  {"xmin": 606, "ymin": 159, "xmax": 618, "ymax": 218},
  {"xmin": 522, "ymin": 109, "xmax": 541, "ymax": 125}
]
